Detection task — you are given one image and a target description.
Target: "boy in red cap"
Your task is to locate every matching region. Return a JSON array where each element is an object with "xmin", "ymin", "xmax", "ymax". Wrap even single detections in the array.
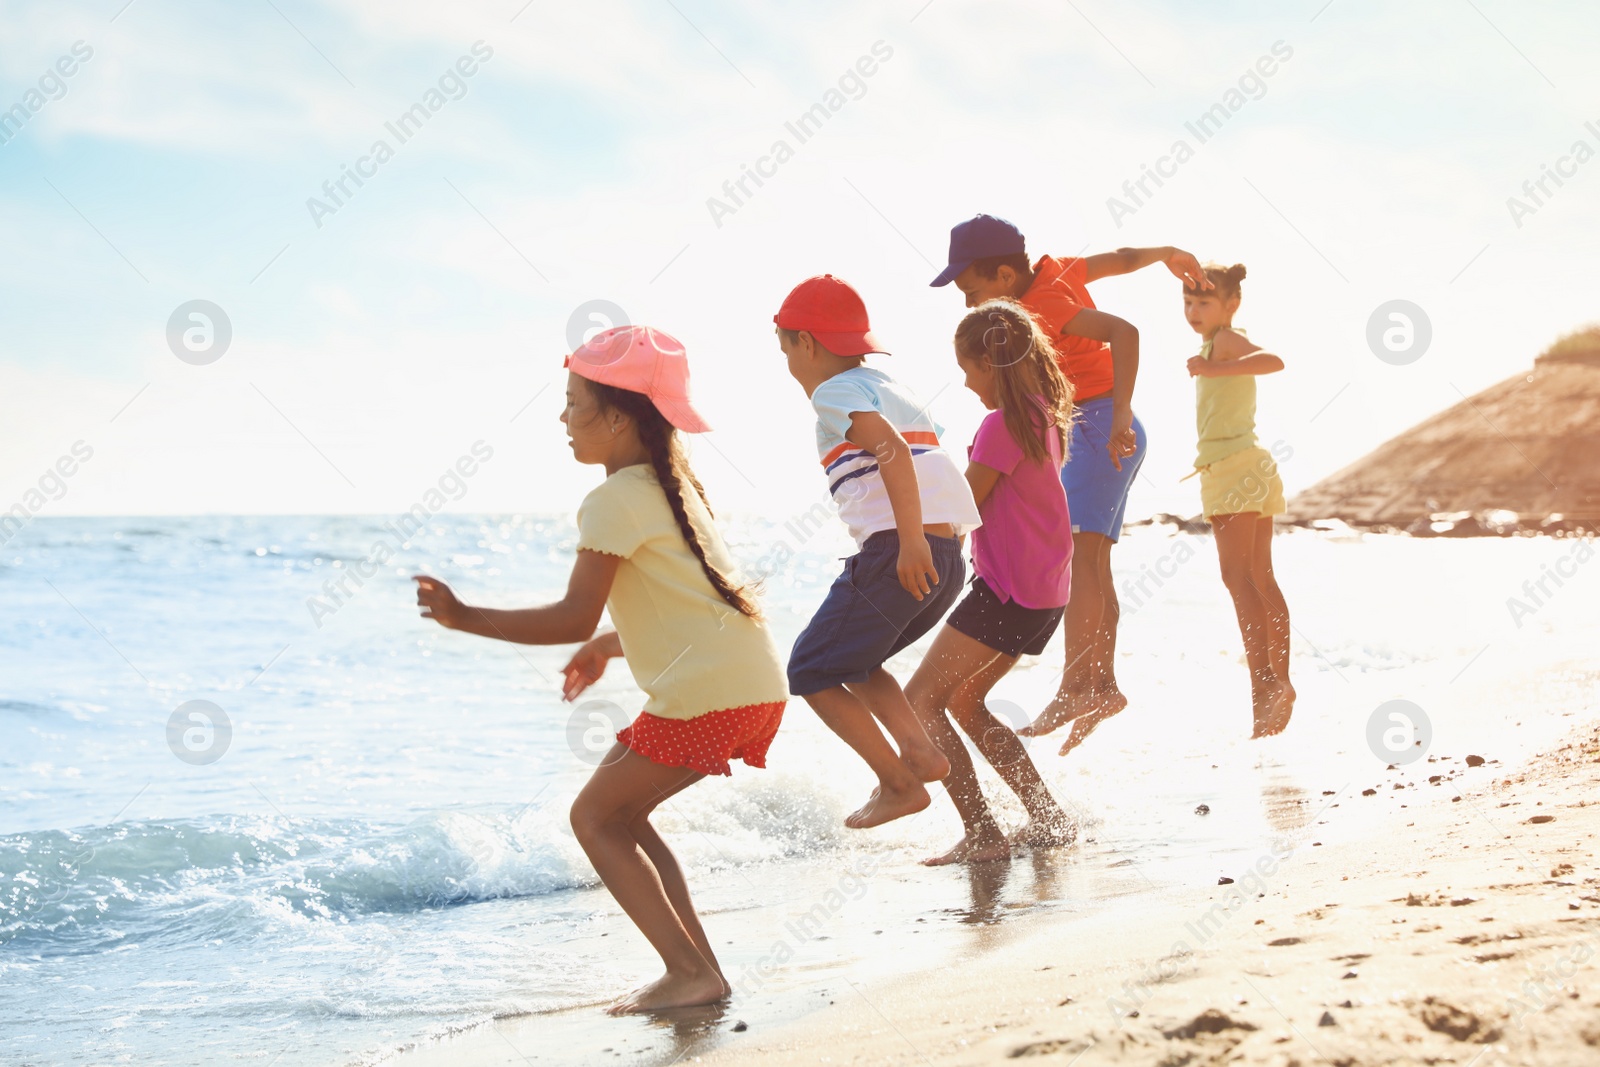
[{"xmin": 775, "ymin": 275, "xmax": 980, "ymax": 828}]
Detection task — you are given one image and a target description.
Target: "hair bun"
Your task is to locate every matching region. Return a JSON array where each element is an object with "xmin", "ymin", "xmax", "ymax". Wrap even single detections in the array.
[{"xmin": 1228, "ymin": 263, "xmax": 1248, "ymax": 282}]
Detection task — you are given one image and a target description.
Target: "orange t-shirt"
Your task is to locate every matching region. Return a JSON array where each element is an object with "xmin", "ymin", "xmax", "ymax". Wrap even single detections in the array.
[{"xmin": 1020, "ymin": 255, "xmax": 1115, "ymax": 400}]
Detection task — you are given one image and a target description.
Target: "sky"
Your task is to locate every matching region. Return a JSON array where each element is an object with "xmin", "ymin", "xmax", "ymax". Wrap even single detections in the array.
[{"xmin": 2, "ymin": 0, "xmax": 1597, "ymax": 522}]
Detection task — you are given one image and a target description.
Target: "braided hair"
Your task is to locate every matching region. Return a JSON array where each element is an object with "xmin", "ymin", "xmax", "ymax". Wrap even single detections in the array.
[{"xmin": 586, "ymin": 380, "xmax": 761, "ymax": 619}]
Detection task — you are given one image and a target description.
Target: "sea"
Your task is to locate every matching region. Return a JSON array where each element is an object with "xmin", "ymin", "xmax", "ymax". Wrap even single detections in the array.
[{"xmin": 2, "ymin": 514, "xmax": 1596, "ymax": 1066}]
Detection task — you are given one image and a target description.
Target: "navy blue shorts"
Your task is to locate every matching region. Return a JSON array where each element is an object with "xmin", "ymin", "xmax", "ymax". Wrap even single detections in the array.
[
  {"xmin": 787, "ymin": 531, "xmax": 966, "ymax": 696},
  {"xmin": 946, "ymin": 576, "xmax": 1065, "ymax": 658}
]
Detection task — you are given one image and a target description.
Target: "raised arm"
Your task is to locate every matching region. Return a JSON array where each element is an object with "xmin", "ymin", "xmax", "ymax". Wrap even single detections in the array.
[
  {"xmin": 414, "ymin": 548, "xmax": 619, "ymax": 645},
  {"xmin": 1084, "ymin": 245, "xmax": 1211, "ymax": 290},
  {"xmin": 1060, "ymin": 307, "xmax": 1140, "ymax": 470}
]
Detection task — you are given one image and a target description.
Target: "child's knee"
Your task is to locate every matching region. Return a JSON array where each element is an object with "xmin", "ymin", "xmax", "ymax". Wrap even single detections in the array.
[
  {"xmin": 569, "ymin": 795, "xmax": 617, "ymax": 843},
  {"xmin": 1217, "ymin": 557, "xmax": 1254, "ymax": 590},
  {"xmin": 946, "ymin": 692, "xmax": 991, "ymax": 730},
  {"xmin": 904, "ymin": 671, "xmax": 952, "ymax": 713}
]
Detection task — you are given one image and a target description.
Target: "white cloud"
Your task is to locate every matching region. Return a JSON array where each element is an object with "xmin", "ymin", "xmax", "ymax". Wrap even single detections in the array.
[{"xmin": 3, "ymin": 0, "xmax": 1599, "ymax": 517}]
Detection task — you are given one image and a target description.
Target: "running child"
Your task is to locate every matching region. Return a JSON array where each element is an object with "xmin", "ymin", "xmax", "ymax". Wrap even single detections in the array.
[
  {"xmin": 931, "ymin": 214, "xmax": 1211, "ymax": 756},
  {"xmin": 906, "ymin": 300, "xmax": 1077, "ymax": 866},
  {"xmin": 1181, "ymin": 263, "xmax": 1294, "ymax": 737},
  {"xmin": 414, "ymin": 326, "xmax": 789, "ymax": 1014},
  {"xmin": 775, "ymin": 274, "xmax": 981, "ymax": 829}
]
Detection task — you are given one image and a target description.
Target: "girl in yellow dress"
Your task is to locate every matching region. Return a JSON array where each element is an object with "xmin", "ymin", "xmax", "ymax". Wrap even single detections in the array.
[{"xmin": 1183, "ymin": 264, "xmax": 1294, "ymax": 737}]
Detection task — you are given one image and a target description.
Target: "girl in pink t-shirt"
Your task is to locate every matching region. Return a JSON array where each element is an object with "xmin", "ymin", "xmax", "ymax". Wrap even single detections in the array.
[{"xmin": 906, "ymin": 300, "xmax": 1077, "ymax": 866}]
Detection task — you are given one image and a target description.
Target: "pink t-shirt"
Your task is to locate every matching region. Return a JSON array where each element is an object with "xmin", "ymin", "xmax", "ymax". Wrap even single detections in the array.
[{"xmin": 968, "ymin": 407, "xmax": 1073, "ymax": 609}]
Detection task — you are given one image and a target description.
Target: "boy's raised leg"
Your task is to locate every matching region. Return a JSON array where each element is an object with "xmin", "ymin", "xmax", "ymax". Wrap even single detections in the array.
[
  {"xmin": 846, "ymin": 668, "xmax": 951, "ymax": 783},
  {"xmin": 1021, "ymin": 533, "xmax": 1129, "ymax": 737},
  {"xmin": 803, "ymin": 686, "xmax": 931, "ymax": 828}
]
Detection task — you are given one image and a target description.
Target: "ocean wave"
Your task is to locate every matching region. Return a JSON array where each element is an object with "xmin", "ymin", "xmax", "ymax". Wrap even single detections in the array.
[
  {"xmin": 0, "ymin": 808, "xmax": 592, "ymax": 953},
  {"xmin": 0, "ymin": 773, "xmax": 850, "ymax": 955}
]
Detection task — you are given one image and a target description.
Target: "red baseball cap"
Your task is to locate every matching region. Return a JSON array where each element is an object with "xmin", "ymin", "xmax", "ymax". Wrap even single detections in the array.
[{"xmin": 773, "ymin": 274, "xmax": 887, "ymax": 357}]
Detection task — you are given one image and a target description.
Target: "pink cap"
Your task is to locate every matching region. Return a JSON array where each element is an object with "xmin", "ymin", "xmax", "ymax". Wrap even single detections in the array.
[{"xmin": 564, "ymin": 325, "xmax": 712, "ymax": 434}]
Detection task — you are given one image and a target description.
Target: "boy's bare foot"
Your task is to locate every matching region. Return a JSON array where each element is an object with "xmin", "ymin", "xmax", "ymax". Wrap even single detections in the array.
[
  {"xmin": 1009, "ymin": 816, "xmax": 1077, "ymax": 850},
  {"xmin": 1018, "ymin": 688, "xmax": 1127, "ymax": 737},
  {"xmin": 845, "ymin": 781, "xmax": 931, "ymax": 829},
  {"xmin": 606, "ymin": 968, "xmax": 728, "ymax": 1015},
  {"xmin": 899, "ymin": 741, "xmax": 951, "ymax": 783},
  {"xmin": 922, "ymin": 829, "xmax": 1012, "ymax": 866},
  {"xmin": 1057, "ymin": 696, "xmax": 1127, "ymax": 757}
]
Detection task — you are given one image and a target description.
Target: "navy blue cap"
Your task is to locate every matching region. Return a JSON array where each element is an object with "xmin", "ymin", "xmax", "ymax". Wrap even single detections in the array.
[{"xmin": 929, "ymin": 214, "xmax": 1027, "ymax": 287}]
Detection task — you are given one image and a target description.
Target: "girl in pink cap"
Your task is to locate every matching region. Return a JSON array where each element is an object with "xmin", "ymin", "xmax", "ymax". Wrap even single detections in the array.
[{"xmin": 414, "ymin": 326, "xmax": 789, "ymax": 1014}]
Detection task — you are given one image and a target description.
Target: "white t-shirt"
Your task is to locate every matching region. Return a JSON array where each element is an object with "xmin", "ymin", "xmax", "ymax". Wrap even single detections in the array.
[{"xmin": 810, "ymin": 366, "xmax": 981, "ymax": 547}]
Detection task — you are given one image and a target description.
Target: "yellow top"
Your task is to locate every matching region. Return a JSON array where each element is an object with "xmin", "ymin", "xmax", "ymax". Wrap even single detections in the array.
[
  {"xmin": 576, "ymin": 465, "xmax": 789, "ymax": 721},
  {"xmin": 1194, "ymin": 328, "xmax": 1259, "ymax": 469}
]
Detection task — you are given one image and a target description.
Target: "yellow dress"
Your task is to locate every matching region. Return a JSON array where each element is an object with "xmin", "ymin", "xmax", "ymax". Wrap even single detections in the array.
[{"xmin": 1193, "ymin": 329, "xmax": 1286, "ymax": 519}]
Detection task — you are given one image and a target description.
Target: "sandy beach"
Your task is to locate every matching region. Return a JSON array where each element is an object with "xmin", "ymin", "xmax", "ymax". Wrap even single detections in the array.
[{"xmin": 397, "ymin": 714, "xmax": 1600, "ymax": 1066}]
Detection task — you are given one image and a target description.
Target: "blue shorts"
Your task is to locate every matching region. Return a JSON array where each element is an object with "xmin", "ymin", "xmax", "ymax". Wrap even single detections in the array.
[
  {"xmin": 1061, "ymin": 396, "xmax": 1147, "ymax": 542},
  {"xmin": 787, "ymin": 531, "xmax": 966, "ymax": 696}
]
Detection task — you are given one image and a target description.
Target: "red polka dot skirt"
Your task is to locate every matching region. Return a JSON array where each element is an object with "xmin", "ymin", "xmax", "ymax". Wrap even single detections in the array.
[{"xmin": 616, "ymin": 701, "xmax": 786, "ymax": 777}]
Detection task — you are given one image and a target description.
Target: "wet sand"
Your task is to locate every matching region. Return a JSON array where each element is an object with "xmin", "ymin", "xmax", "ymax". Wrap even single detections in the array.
[{"xmin": 391, "ymin": 717, "xmax": 1600, "ymax": 1066}]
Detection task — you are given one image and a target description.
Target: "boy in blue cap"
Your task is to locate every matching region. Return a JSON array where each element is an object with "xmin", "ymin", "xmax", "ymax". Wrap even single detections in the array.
[{"xmin": 931, "ymin": 214, "xmax": 1209, "ymax": 754}]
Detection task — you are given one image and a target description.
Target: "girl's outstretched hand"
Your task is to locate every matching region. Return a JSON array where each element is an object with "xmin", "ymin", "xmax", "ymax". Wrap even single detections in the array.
[
  {"xmin": 413, "ymin": 575, "xmax": 466, "ymax": 629},
  {"xmin": 561, "ymin": 632, "xmax": 620, "ymax": 701}
]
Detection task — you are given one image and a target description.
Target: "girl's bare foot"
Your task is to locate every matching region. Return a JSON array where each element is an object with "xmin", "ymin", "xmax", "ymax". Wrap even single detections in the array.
[
  {"xmin": 1252, "ymin": 680, "xmax": 1295, "ymax": 738},
  {"xmin": 606, "ymin": 967, "xmax": 728, "ymax": 1015},
  {"xmin": 899, "ymin": 741, "xmax": 951, "ymax": 783},
  {"xmin": 1009, "ymin": 816, "xmax": 1077, "ymax": 850},
  {"xmin": 922, "ymin": 829, "xmax": 1012, "ymax": 866},
  {"xmin": 845, "ymin": 780, "xmax": 931, "ymax": 829},
  {"xmin": 1057, "ymin": 694, "xmax": 1127, "ymax": 757},
  {"xmin": 1019, "ymin": 688, "xmax": 1127, "ymax": 737}
]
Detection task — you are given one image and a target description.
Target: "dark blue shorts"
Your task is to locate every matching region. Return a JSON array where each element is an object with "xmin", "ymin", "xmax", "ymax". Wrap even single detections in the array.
[
  {"xmin": 946, "ymin": 576, "xmax": 1065, "ymax": 658},
  {"xmin": 787, "ymin": 531, "xmax": 966, "ymax": 696}
]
